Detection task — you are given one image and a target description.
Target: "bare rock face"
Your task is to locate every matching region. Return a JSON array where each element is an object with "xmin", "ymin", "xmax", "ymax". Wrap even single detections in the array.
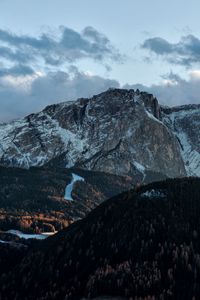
[
  {"xmin": 162, "ymin": 104, "xmax": 200, "ymax": 177},
  {"xmin": 0, "ymin": 89, "xmax": 186, "ymax": 181}
]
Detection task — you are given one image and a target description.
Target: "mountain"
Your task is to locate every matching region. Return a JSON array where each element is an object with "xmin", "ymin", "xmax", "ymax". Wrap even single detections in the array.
[
  {"xmin": 1, "ymin": 177, "xmax": 200, "ymax": 300},
  {"xmin": 0, "ymin": 166, "xmax": 132, "ymax": 233},
  {"xmin": 0, "ymin": 89, "xmax": 188, "ymax": 182}
]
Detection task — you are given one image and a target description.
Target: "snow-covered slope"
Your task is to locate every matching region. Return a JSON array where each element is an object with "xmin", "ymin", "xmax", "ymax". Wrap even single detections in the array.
[
  {"xmin": 162, "ymin": 105, "xmax": 200, "ymax": 177},
  {"xmin": 0, "ymin": 89, "xmax": 188, "ymax": 180},
  {"xmin": 0, "ymin": 109, "xmax": 85, "ymax": 168}
]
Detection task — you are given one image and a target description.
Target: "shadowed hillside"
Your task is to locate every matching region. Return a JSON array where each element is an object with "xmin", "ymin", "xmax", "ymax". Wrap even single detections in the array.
[
  {"xmin": 0, "ymin": 166, "xmax": 133, "ymax": 233},
  {"xmin": 1, "ymin": 177, "xmax": 200, "ymax": 299}
]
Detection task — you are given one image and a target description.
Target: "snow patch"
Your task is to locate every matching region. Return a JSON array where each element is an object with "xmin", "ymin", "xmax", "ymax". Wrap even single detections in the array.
[
  {"xmin": 64, "ymin": 173, "xmax": 85, "ymax": 201},
  {"xmin": 134, "ymin": 95, "xmax": 143, "ymax": 105},
  {"xmin": 141, "ymin": 189, "xmax": 166, "ymax": 198},
  {"xmin": 145, "ymin": 109, "xmax": 163, "ymax": 125},
  {"xmin": 133, "ymin": 161, "xmax": 145, "ymax": 173},
  {"xmin": 6, "ymin": 230, "xmax": 55, "ymax": 240},
  {"xmin": 0, "ymin": 240, "xmax": 10, "ymax": 244}
]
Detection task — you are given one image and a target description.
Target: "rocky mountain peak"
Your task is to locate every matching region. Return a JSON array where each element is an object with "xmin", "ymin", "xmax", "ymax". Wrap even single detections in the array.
[
  {"xmin": 0, "ymin": 88, "xmax": 194, "ymax": 181},
  {"xmin": 43, "ymin": 88, "xmax": 161, "ymax": 126}
]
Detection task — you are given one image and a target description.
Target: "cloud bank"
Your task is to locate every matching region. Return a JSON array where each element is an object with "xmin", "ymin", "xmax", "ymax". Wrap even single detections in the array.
[
  {"xmin": 1, "ymin": 68, "xmax": 200, "ymax": 123},
  {"xmin": 124, "ymin": 71, "xmax": 200, "ymax": 107},
  {"xmin": 1, "ymin": 28, "xmax": 200, "ymax": 123},
  {"xmin": 0, "ymin": 26, "xmax": 122, "ymax": 77},
  {"xmin": 142, "ymin": 35, "xmax": 200, "ymax": 67},
  {"xmin": 0, "ymin": 69, "xmax": 119, "ymax": 122}
]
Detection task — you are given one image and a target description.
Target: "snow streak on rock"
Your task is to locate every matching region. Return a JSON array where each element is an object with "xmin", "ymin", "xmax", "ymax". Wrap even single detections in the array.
[
  {"xmin": 163, "ymin": 106, "xmax": 200, "ymax": 177},
  {"xmin": 64, "ymin": 173, "xmax": 85, "ymax": 201}
]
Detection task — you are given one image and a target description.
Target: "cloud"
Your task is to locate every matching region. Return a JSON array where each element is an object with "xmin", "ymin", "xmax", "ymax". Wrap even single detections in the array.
[
  {"xmin": 1, "ymin": 27, "xmax": 200, "ymax": 122},
  {"xmin": 142, "ymin": 35, "xmax": 200, "ymax": 67},
  {"xmin": 0, "ymin": 68, "xmax": 119, "ymax": 122},
  {"xmin": 2, "ymin": 66, "xmax": 200, "ymax": 123},
  {"xmin": 124, "ymin": 71, "xmax": 200, "ymax": 107},
  {"xmin": 0, "ymin": 26, "xmax": 122, "ymax": 70},
  {"xmin": 0, "ymin": 25, "xmax": 124, "ymax": 122},
  {"xmin": 0, "ymin": 46, "xmax": 32, "ymax": 63},
  {"xmin": 0, "ymin": 64, "xmax": 34, "ymax": 77},
  {"xmin": 1, "ymin": 67, "xmax": 200, "ymax": 123}
]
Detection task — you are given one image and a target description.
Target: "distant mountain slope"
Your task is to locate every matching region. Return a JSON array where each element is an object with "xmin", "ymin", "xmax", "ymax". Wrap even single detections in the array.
[
  {"xmin": 162, "ymin": 104, "xmax": 200, "ymax": 176},
  {"xmin": 0, "ymin": 166, "xmax": 133, "ymax": 233},
  {"xmin": 0, "ymin": 89, "xmax": 186, "ymax": 182},
  {"xmin": 1, "ymin": 177, "xmax": 200, "ymax": 300}
]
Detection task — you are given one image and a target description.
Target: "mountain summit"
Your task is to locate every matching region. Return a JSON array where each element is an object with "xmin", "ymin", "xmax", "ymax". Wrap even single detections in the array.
[{"xmin": 0, "ymin": 88, "xmax": 199, "ymax": 181}]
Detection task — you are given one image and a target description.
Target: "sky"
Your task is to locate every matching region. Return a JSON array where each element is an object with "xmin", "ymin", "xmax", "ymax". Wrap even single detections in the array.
[{"xmin": 1, "ymin": 0, "xmax": 200, "ymax": 122}]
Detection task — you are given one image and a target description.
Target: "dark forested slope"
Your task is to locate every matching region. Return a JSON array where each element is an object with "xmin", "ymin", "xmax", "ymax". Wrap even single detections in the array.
[
  {"xmin": 1, "ymin": 177, "xmax": 200, "ymax": 300},
  {"xmin": 0, "ymin": 166, "xmax": 133, "ymax": 233}
]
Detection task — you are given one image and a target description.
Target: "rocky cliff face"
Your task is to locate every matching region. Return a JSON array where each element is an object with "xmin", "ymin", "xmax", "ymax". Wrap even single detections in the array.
[{"xmin": 0, "ymin": 89, "xmax": 190, "ymax": 181}]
